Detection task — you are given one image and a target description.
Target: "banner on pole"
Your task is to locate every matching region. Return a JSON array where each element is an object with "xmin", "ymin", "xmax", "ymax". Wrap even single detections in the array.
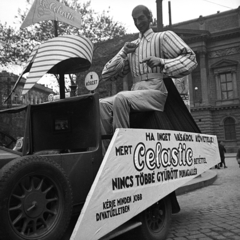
[{"xmin": 21, "ymin": 0, "xmax": 82, "ymax": 29}]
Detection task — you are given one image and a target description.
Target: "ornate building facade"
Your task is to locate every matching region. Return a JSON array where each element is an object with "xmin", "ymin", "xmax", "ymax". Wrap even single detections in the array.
[
  {"xmin": 89, "ymin": 7, "xmax": 240, "ymax": 152},
  {"xmin": 0, "ymin": 71, "xmax": 54, "ymax": 109},
  {"xmin": 168, "ymin": 7, "xmax": 240, "ymax": 152},
  {"xmin": 0, "ymin": 71, "xmax": 54, "ymax": 143}
]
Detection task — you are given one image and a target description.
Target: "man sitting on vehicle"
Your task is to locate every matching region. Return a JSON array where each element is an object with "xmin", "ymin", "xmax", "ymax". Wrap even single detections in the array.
[{"xmin": 99, "ymin": 5, "xmax": 197, "ymax": 145}]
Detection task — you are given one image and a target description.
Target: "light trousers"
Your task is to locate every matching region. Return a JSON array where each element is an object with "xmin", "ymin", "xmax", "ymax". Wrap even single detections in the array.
[{"xmin": 99, "ymin": 89, "xmax": 168, "ymax": 135}]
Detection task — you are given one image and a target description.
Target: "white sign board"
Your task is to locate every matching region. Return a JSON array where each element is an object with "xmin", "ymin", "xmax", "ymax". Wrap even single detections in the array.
[
  {"xmin": 21, "ymin": 0, "xmax": 82, "ymax": 29},
  {"xmin": 85, "ymin": 72, "xmax": 99, "ymax": 91},
  {"xmin": 71, "ymin": 129, "xmax": 220, "ymax": 240}
]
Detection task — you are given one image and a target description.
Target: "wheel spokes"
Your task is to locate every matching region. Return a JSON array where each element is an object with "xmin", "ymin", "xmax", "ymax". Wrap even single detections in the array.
[
  {"xmin": 9, "ymin": 203, "xmax": 22, "ymax": 212},
  {"xmin": 45, "ymin": 208, "xmax": 57, "ymax": 216},
  {"xmin": 43, "ymin": 184, "xmax": 54, "ymax": 195},
  {"xmin": 20, "ymin": 181, "xmax": 29, "ymax": 194},
  {"xmin": 8, "ymin": 174, "xmax": 61, "ymax": 238},
  {"xmin": 12, "ymin": 213, "xmax": 23, "ymax": 226},
  {"xmin": 36, "ymin": 178, "xmax": 44, "ymax": 191},
  {"xmin": 47, "ymin": 196, "xmax": 58, "ymax": 203},
  {"xmin": 146, "ymin": 201, "xmax": 166, "ymax": 232},
  {"xmin": 21, "ymin": 218, "xmax": 29, "ymax": 234}
]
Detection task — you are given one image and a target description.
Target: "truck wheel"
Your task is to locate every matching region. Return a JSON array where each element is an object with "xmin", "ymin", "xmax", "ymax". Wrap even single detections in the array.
[
  {"xmin": 139, "ymin": 196, "xmax": 172, "ymax": 240},
  {"xmin": 0, "ymin": 156, "xmax": 73, "ymax": 240}
]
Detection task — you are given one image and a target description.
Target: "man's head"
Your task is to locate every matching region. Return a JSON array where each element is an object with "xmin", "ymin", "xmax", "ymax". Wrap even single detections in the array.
[{"xmin": 132, "ymin": 5, "xmax": 153, "ymax": 34}]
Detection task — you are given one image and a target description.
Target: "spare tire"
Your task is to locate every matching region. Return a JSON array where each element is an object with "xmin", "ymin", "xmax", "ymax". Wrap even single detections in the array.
[{"xmin": 0, "ymin": 155, "xmax": 73, "ymax": 240}]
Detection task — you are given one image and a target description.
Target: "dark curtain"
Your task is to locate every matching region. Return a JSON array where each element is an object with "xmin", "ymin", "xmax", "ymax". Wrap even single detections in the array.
[
  {"xmin": 130, "ymin": 78, "xmax": 201, "ymax": 133},
  {"xmin": 0, "ymin": 105, "xmax": 28, "ymax": 148}
]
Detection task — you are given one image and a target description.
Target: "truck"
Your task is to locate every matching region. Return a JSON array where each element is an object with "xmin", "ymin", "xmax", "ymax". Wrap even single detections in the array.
[
  {"xmin": 0, "ymin": 0, "xmax": 220, "ymax": 237},
  {"xmin": 0, "ymin": 74, "xmax": 219, "ymax": 240}
]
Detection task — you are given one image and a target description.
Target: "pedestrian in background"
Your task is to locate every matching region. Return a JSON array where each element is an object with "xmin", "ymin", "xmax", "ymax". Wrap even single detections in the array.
[
  {"xmin": 218, "ymin": 141, "xmax": 227, "ymax": 168},
  {"xmin": 236, "ymin": 148, "xmax": 240, "ymax": 168}
]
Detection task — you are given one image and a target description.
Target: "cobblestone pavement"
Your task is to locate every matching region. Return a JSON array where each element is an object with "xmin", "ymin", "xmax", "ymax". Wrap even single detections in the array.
[
  {"xmin": 64, "ymin": 155, "xmax": 240, "ymax": 240},
  {"xmin": 166, "ymin": 155, "xmax": 240, "ymax": 240},
  {"xmin": 112, "ymin": 155, "xmax": 240, "ymax": 240}
]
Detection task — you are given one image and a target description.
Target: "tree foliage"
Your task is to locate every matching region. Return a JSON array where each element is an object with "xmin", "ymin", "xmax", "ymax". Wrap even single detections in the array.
[
  {"xmin": 0, "ymin": 23, "xmax": 37, "ymax": 66},
  {"xmin": 0, "ymin": 0, "xmax": 126, "ymax": 67}
]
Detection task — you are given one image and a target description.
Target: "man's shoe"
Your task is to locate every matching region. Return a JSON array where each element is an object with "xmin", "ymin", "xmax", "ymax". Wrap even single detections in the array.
[{"xmin": 224, "ymin": 166, "xmax": 227, "ymax": 168}]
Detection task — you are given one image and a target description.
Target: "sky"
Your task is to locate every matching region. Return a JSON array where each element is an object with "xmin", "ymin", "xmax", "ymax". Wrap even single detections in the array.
[
  {"xmin": 0, "ymin": 0, "xmax": 239, "ymax": 78},
  {"xmin": 0, "ymin": 0, "xmax": 239, "ymax": 34}
]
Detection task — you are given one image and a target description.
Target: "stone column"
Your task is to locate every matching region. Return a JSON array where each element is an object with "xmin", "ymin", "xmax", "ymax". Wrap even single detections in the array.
[
  {"xmin": 214, "ymin": 73, "xmax": 221, "ymax": 101},
  {"xmin": 199, "ymin": 51, "xmax": 208, "ymax": 105},
  {"xmin": 188, "ymin": 73, "xmax": 194, "ymax": 108},
  {"xmin": 232, "ymin": 71, "xmax": 237, "ymax": 98}
]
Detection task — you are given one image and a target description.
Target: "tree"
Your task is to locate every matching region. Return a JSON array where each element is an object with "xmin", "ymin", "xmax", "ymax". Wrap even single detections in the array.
[
  {"xmin": 0, "ymin": 0, "xmax": 127, "ymax": 67},
  {"xmin": 0, "ymin": 23, "xmax": 37, "ymax": 67}
]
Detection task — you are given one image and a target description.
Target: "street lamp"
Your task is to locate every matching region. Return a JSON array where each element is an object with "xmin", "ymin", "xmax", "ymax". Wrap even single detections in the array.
[{"xmin": 194, "ymin": 87, "xmax": 198, "ymax": 106}]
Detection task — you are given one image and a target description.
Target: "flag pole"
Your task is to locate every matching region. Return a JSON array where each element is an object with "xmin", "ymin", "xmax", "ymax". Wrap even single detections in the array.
[
  {"xmin": 54, "ymin": 20, "xmax": 58, "ymax": 37},
  {"xmin": 19, "ymin": 0, "xmax": 83, "ymax": 97},
  {"xmin": 53, "ymin": 19, "xmax": 65, "ymax": 99}
]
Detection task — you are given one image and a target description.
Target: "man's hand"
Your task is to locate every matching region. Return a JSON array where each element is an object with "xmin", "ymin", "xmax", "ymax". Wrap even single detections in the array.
[
  {"xmin": 141, "ymin": 56, "xmax": 164, "ymax": 69},
  {"xmin": 123, "ymin": 42, "xmax": 139, "ymax": 54}
]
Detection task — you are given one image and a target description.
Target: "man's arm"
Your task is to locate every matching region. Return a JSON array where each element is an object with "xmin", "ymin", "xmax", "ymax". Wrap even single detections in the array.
[
  {"xmin": 141, "ymin": 31, "xmax": 197, "ymax": 78},
  {"xmin": 101, "ymin": 42, "xmax": 138, "ymax": 82},
  {"xmin": 161, "ymin": 30, "xmax": 197, "ymax": 78}
]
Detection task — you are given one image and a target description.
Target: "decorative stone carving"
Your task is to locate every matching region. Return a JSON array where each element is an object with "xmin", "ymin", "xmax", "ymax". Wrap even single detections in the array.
[
  {"xmin": 208, "ymin": 15, "xmax": 238, "ymax": 32},
  {"xmin": 208, "ymin": 46, "xmax": 240, "ymax": 58}
]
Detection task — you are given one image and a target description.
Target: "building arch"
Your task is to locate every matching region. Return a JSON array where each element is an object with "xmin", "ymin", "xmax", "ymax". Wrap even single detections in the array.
[
  {"xmin": 211, "ymin": 59, "xmax": 239, "ymax": 102},
  {"xmin": 220, "ymin": 115, "xmax": 239, "ymax": 126},
  {"xmin": 220, "ymin": 116, "xmax": 237, "ymax": 140}
]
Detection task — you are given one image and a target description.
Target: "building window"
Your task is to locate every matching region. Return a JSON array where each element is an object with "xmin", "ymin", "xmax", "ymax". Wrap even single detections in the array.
[
  {"xmin": 212, "ymin": 60, "xmax": 238, "ymax": 103},
  {"xmin": 220, "ymin": 72, "xmax": 233, "ymax": 100},
  {"xmin": 224, "ymin": 117, "xmax": 236, "ymax": 140}
]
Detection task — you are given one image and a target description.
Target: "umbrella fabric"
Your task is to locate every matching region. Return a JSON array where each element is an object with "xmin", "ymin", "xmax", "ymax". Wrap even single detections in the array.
[{"xmin": 22, "ymin": 34, "xmax": 93, "ymax": 95}]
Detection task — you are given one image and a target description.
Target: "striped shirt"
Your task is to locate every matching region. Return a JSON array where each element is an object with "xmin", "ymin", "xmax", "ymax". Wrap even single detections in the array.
[{"xmin": 101, "ymin": 29, "xmax": 197, "ymax": 84}]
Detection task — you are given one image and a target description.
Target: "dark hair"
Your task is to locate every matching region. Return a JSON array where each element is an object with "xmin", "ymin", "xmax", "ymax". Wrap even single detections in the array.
[
  {"xmin": 132, "ymin": 5, "xmax": 153, "ymax": 23},
  {"xmin": 142, "ymin": 6, "xmax": 153, "ymax": 22}
]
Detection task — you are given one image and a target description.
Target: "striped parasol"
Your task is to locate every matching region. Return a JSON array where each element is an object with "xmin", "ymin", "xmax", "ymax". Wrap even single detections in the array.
[
  {"xmin": 7, "ymin": 34, "xmax": 93, "ymax": 99},
  {"xmin": 23, "ymin": 34, "xmax": 93, "ymax": 95}
]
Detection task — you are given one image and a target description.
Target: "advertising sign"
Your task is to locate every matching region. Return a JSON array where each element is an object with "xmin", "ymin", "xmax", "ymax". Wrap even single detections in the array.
[
  {"xmin": 21, "ymin": 0, "xmax": 82, "ymax": 29},
  {"xmin": 85, "ymin": 72, "xmax": 99, "ymax": 91},
  {"xmin": 71, "ymin": 129, "xmax": 219, "ymax": 240}
]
